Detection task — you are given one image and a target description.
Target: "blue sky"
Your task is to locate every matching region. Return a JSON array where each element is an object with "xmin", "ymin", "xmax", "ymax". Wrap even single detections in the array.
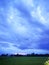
[{"xmin": 0, "ymin": 0, "xmax": 49, "ymax": 54}]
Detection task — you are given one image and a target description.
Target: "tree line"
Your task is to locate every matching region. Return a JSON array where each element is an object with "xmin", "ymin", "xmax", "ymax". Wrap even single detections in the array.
[{"xmin": 0, "ymin": 53, "xmax": 49, "ymax": 57}]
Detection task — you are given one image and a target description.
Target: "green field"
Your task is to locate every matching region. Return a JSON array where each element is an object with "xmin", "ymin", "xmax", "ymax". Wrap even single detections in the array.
[{"xmin": 0, "ymin": 56, "xmax": 49, "ymax": 65}]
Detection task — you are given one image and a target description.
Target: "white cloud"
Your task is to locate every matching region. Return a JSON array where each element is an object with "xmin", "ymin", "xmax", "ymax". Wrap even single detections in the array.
[
  {"xmin": 31, "ymin": 1, "xmax": 49, "ymax": 28},
  {"xmin": 1, "ymin": 45, "xmax": 49, "ymax": 54},
  {"xmin": 36, "ymin": 6, "xmax": 46, "ymax": 24},
  {"xmin": 21, "ymin": 0, "xmax": 34, "ymax": 9},
  {"xmin": 0, "ymin": 41, "xmax": 49, "ymax": 54}
]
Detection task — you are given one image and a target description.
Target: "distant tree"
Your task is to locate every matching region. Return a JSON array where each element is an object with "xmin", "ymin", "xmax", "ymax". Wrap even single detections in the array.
[{"xmin": 1, "ymin": 54, "xmax": 8, "ymax": 56}]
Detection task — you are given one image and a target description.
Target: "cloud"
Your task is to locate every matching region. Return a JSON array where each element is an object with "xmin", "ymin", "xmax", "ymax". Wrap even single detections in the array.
[
  {"xmin": 0, "ymin": 44, "xmax": 49, "ymax": 54},
  {"xmin": 0, "ymin": 0, "xmax": 49, "ymax": 54},
  {"xmin": 38, "ymin": 29, "xmax": 49, "ymax": 50}
]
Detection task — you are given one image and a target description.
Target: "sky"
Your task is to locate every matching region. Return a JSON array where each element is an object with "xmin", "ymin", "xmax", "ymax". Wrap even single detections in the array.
[{"xmin": 0, "ymin": 0, "xmax": 49, "ymax": 55}]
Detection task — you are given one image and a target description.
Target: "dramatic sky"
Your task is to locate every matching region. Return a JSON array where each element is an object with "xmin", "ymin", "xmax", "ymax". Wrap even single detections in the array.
[{"xmin": 0, "ymin": 0, "xmax": 49, "ymax": 54}]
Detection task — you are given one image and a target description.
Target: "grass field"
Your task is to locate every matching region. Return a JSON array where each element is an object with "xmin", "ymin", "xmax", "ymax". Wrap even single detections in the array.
[{"xmin": 0, "ymin": 56, "xmax": 49, "ymax": 65}]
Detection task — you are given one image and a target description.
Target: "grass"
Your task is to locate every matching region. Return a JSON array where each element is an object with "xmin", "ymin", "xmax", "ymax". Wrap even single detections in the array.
[{"xmin": 0, "ymin": 56, "xmax": 49, "ymax": 65}]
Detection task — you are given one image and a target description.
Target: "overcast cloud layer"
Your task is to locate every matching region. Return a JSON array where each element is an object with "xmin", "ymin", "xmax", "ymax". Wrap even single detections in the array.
[{"xmin": 0, "ymin": 0, "xmax": 49, "ymax": 54}]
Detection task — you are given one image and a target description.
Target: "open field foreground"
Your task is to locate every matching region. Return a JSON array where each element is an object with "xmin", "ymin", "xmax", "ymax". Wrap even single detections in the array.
[{"xmin": 0, "ymin": 56, "xmax": 49, "ymax": 65}]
